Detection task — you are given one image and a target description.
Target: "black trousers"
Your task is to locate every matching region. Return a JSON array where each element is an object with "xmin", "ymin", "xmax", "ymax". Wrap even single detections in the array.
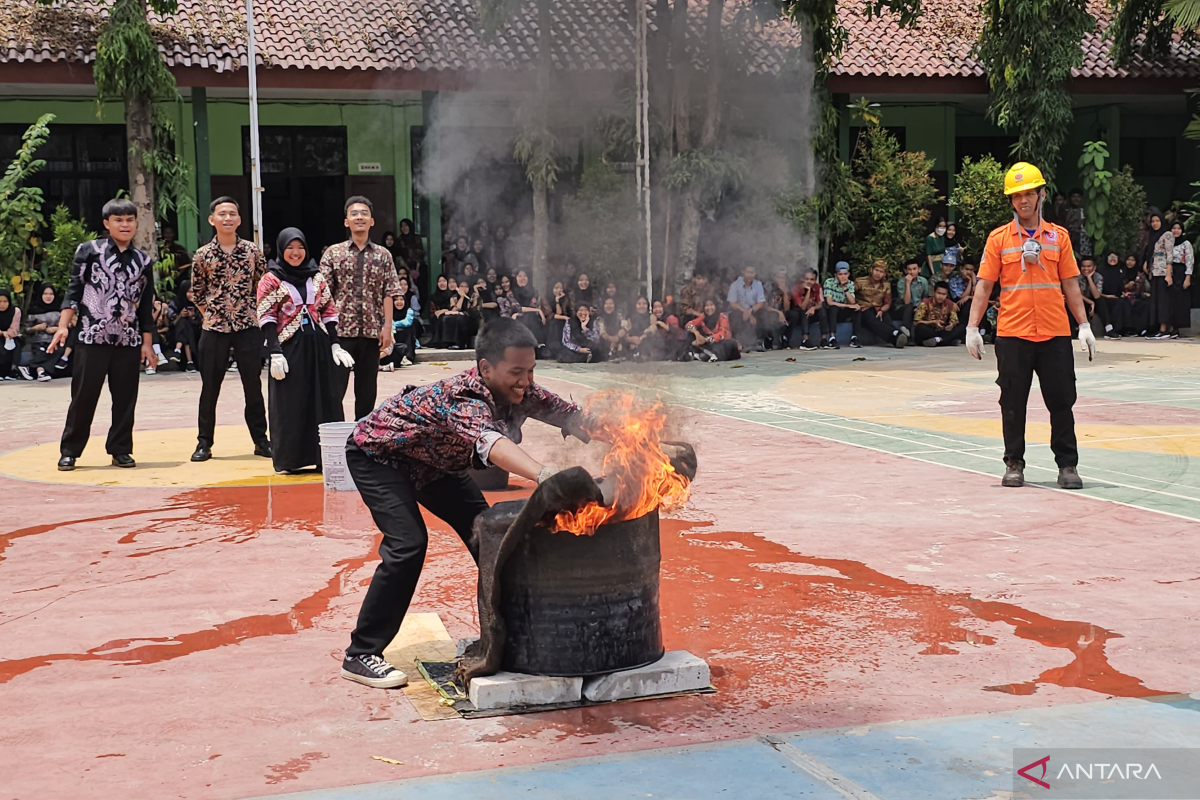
[
  {"xmin": 196, "ymin": 328, "xmax": 268, "ymax": 449},
  {"xmin": 914, "ymin": 321, "xmax": 966, "ymax": 344},
  {"xmin": 332, "ymin": 337, "xmax": 381, "ymax": 420},
  {"xmin": 787, "ymin": 307, "xmax": 830, "ymax": 342},
  {"xmin": 60, "ymin": 344, "xmax": 141, "ymax": 457},
  {"xmin": 345, "ymin": 444, "xmax": 489, "ymax": 656},
  {"xmin": 994, "ymin": 336, "xmax": 1078, "ymax": 469},
  {"xmin": 854, "ymin": 308, "xmax": 899, "ymax": 342}
]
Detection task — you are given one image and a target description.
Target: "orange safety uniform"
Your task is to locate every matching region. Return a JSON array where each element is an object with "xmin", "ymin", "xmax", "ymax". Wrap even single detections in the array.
[{"xmin": 979, "ymin": 219, "xmax": 1079, "ymax": 342}]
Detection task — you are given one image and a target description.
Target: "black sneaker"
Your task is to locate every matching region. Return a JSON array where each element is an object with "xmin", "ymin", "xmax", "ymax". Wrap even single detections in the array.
[
  {"xmin": 341, "ymin": 654, "xmax": 408, "ymax": 689},
  {"xmin": 826, "ymin": 337, "xmax": 839, "ymax": 350},
  {"xmin": 799, "ymin": 340, "xmax": 818, "ymax": 352},
  {"xmin": 186, "ymin": 362, "xmax": 198, "ymax": 373},
  {"xmin": 253, "ymin": 440, "xmax": 272, "ymax": 458},
  {"xmin": 170, "ymin": 348, "xmax": 182, "ymax": 364},
  {"xmin": 849, "ymin": 336, "xmax": 862, "ymax": 348}
]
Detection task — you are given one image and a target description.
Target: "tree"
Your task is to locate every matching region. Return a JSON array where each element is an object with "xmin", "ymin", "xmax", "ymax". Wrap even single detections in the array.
[
  {"xmin": 1110, "ymin": 1, "xmax": 1200, "ymax": 140},
  {"xmin": 0, "ymin": 114, "xmax": 54, "ymax": 305},
  {"xmin": 949, "ymin": 155, "xmax": 1010, "ymax": 256},
  {"xmin": 975, "ymin": 0, "xmax": 1094, "ymax": 186},
  {"xmin": 844, "ymin": 124, "xmax": 938, "ymax": 277},
  {"xmin": 1106, "ymin": 165, "xmax": 1149, "ymax": 257},
  {"xmin": 1077, "ymin": 141, "xmax": 1113, "ymax": 255},
  {"xmin": 40, "ymin": 0, "xmax": 181, "ymax": 259},
  {"xmin": 43, "ymin": 205, "xmax": 97, "ymax": 293}
]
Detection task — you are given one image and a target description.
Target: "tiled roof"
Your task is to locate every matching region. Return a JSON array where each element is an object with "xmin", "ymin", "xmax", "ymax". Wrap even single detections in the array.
[{"xmin": 2, "ymin": 0, "xmax": 1199, "ymax": 81}]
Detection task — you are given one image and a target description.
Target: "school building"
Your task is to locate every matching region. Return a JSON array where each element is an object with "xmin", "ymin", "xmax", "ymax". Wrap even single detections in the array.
[{"xmin": 2, "ymin": 0, "xmax": 1197, "ymax": 263}]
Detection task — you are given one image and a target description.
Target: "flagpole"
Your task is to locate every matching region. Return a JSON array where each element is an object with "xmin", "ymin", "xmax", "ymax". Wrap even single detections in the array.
[{"xmin": 245, "ymin": 0, "xmax": 264, "ymax": 249}]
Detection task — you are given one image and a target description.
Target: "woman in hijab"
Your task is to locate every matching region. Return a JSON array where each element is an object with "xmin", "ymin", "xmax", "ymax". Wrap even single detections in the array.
[
  {"xmin": 942, "ymin": 222, "xmax": 962, "ymax": 271},
  {"xmin": 511, "ymin": 269, "xmax": 544, "ymax": 344},
  {"xmin": 257, "ymin": 227, "xmax": 352, "ymax": 474},
  {"xmin": 1141, "ymin": 210, "xmax": 1175, "ymax": 339},
  {"xmin": 571, "ymin": 272, "xmax": 595, "ymax": 310},
  {"xmin": 625, "ymin": 296, "xmax": 659, "ymax": 361},
  {"xmin": 397, "ymin": 219, "xmax": 425, "ymax": 283},
  {"xmin": 548, "ymin": 281, "xmax": 571, "ymax": 359},
  {"xmin": 24, "ymin": 283, "xmax": 62, "ymax": 380},
  {"xmin": 0, "ymin": 289, "xmax": 22, "ymax": 380},
  {"xmin": 382, "ymin": 231, "xmax": 398, "ymax": 259},
  {"xmin": 686, "ymin": 298, "xmax": 740, "ymax": 362},
  {"xmin": 1168, "ymin": 220, "xmax": 1193, "ymax": 336},
  {"xmin": 428, "ymin": 274, "xmax": 453, "ymax": 348},
  {"xmin": 597, "ymin": 296, "xmax": 627, "ymax": 359},
  {"xmin": 559, "ymin": 303, "xmax": 604, "ymax": 363},
  {"xmin": 492, "ymin": 224, "xmax": 509, "ymax": 275}
]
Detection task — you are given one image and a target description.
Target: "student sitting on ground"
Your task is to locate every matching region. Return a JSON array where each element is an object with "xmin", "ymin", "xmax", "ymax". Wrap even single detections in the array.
[
  {"xmin": 913, "ymin": 281, "xmax": 966, "ymax": 347},
  {"xmin": 894, "ymin": 259, "xmax": 930, "ymax": 338},
  {"xmin": 686, "ymin": 298, "xmax": 741, "ymax": 362},
  {"xmin": 822, "ymin": 262, "xmax": 858, "ymax": 349},
  {"xmin": 559, "ymin": 304, "xmax": 605, "ymax": 363},
  {"xmin": 853, "ymin": 259, "xmax": 909, "ymax": 348},
  {"xmin": 652, "ymin": 299, "xmax": 689, "ymax": 362},
  {"xmin": 597, "ymin": 296, "xmax": 627, "ymax": 359},
  {"xmin": 790, "ymin": 268, "xmax": 830, "ymax": 350},
  {"xmin": 624, "ymin": 296, "xmax": 658, "ymax": 361}
]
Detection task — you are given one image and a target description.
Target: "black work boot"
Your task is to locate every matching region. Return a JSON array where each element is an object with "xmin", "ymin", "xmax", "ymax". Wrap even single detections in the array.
[
  {"xmin": 1057, "ymin": 466, "xmax": 1083, "ymax": 490},
  {"xmin": 1002, "ymin": 460, "xmax": 1025, "ymax": 487}
]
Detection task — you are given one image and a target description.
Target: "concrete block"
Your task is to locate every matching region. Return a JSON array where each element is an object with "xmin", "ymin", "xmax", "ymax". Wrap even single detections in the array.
[
  {"xmin": 582, "ymin": 650, "xmax": 710, "ymax": 702},
  {"xmin": 468, "ymin": 671, "xmax": 582, "ymax": 710}
]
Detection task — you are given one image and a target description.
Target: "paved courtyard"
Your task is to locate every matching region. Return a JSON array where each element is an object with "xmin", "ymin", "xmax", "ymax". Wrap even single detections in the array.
[{"xmin": 2, "ymin": 338, "xmax": 1198, "ymax": 799}]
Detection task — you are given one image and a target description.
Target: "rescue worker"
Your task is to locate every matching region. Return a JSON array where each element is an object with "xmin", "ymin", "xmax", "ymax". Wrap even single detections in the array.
[{"xmin": 964, "ymin": 162, "xmax": 1096, "ymax": 490}]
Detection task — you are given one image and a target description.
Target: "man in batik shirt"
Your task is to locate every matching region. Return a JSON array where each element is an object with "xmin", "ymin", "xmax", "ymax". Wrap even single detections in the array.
[
  {"xmin": 320, "ymin": 196, "xmax": 401, "ymax": 420},
  {"xmin": 49, "ymin": 198, "xmax": 157, "ymax": 470},
  {"xmin": 189, "ymin": 196, "xmax": 270, "ymax": 462},
  {"xmin": 340, "ymin": 318, "xmax": 591, "ymax": 689}
]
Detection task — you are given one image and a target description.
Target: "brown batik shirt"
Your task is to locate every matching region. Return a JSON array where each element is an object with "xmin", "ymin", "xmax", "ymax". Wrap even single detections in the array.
[
  {"xmin": 319, "ymin": 239, "xmax": 402, "ymax": 339},
  {"xmin": 853, "ymin": 276, "xmax": 892, "ymax": 311},
  {"xmin": 189, "ymin": 238, "xmax": 266, "ymax": 332}
]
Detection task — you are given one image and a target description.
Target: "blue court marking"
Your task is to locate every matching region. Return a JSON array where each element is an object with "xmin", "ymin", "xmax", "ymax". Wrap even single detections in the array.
[
  {"xmin": 241, "ymin": 739, "xmax": 845, "ymax": 800},
  {"xmin": 789, "ymin": 694, "xmax": 1200, "ymax": 799},
  {"xmin": 247, "ymin": 695, "xmax": 1200, "ymax": 800}
]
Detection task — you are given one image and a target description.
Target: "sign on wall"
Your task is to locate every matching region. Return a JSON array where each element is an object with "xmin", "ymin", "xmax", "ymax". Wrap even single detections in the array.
[{"xmin": 357, "ymin": 162, "xmax": 382, "ymax": 173}]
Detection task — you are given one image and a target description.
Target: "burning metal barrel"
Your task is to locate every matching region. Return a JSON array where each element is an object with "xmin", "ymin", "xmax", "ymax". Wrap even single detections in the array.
[{"xmin": 497, "ymin": 507, "xmax": 663, "ymax": 676}]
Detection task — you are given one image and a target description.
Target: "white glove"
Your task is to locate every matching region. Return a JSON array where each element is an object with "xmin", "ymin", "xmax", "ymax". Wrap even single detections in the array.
[
  {"xmin": 331, "ymin": 343, "xmax": 355, "ymax": 369},
  {"xmin": 269, "ymin": 353, "xmax": 289, "ymax": 381},
  {"xmin": 965, "ymin": 326, "xmax": 985, "ymax": 360},
  {"xmin": 536, "ymin": 464, "xmax": 561, "ymax": 485},
  {"xmin": 1077, "ymin": 321, "xmax": 1096, "ymax": 361}
]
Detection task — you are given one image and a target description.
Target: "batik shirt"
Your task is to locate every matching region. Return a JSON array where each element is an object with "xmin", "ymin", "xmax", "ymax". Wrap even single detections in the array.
[
  {"xmin": 64, "ymin": 238, "xmax": 154, "ymax": 347},
  {"xmin": 914, "ymin": 297, "xmax": 958, "ymax": 328},
  {"xmin": 319, "ymin": 240, "xmax": 402, "ymax": 339},
  {"xmin": 352, "ymin": 367, "xmax": 582, "ymax": 487},
  {"xmin": 189, "ymin": 238, "xmax": 266, "ymax": 332},
  {"xmin": 257, "ymin": 272, "xmax": 338, "ymax": 345},
  {"xmin": 853, "ymin": 276, "xmax": 891, "ymax": 310}
]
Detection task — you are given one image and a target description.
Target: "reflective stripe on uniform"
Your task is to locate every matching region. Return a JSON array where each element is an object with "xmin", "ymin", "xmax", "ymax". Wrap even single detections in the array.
[{"xmin": 1000, "ymin": 282, "xmax": 1061, "ymax": 292}]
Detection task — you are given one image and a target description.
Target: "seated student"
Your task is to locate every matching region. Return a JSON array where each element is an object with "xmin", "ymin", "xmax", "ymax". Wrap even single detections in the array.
[
  {"xmin": 445, "ymin": 278, "xmax": 476, "ymax": 350},
  {"xmin": 894, "ymin": 259, "xmax": 930, "ymax": 337},
  {"xmin": 1077, "ymin": 255, "xmax": 1118, "ymax": 339},
  {"xmin": 512, "ymin": 269, "xmax": 545, "ymax": 344},
  {"xmin": 853, "ymin": 259, "xmax": 908, "ymax": 348},
  {"xmin": 475, "ymin": 275, "xmax": 499, "ymax": 322},
  {"xmin": 381, "ymin": 292, "xmax": 416, "ymax": 372},
  {"xmin": 601, "ymin": 281, "xmax": 622, "ymax": 314},
  {"xmin": 686, "ymin": 298, "xmax": 741, "ymax": 362},
  {"xmin": 651, "ymin": 299, "xmax": 689, "ymax": 361},
  {"xmin": 597, "ymin": 296, "xmax": 627, "ymax": 359},
  {"xmin": 1124, "ymin": 273, "xmax": 1152, "ymax": 336},
  {"xmin": 624, "ymin": 296, "xmax": 658, "ymax": 361},
  {"xmin": 679, "ymin": 273, "xmax": 717, "ymax": 320},
  {"xmin": 169, "ymin": 279, "xmax": 201, "ymax": 372},
  {"xmin": 547, "ymin": 281, "xmax": 572, "ymax": 359},
  {"xmin": 559, "ymin": 304, "xmax": 605, "ymax": 363},
  {"xmin": 822, "ymin": 261, "xmax": 858, "ymax": 348},
  {"xmin": 913, "ymin": 281, "xmax": 966, "ymax": 346},
  {"xmin": 23, "ymin": 283, "xmax": 62, "ymax": 381},
  {"xmin": 1098, "ymin": 251, "xmax": 1134, "ymax": 336},
  {"xmin": 762, "ymin": 270, "xmax": 791, "ymax": 350},
  {"xmin": 789, "ymin": 268, "xmax": 829, "ymax": 351},
  {"xmin": 948, "ymin": 262, "xmax": 977, "ymax": 318},
  {"xmin": 727, "ymin": 266, "xmax": 770, "ymax": 351},
  {"xmin": 495, "ymin": 275, "xmax": 521, "ymax": 320},
  {"xmin": 0, "ymin": 289, "xmax": 22, "ymax": 380}
]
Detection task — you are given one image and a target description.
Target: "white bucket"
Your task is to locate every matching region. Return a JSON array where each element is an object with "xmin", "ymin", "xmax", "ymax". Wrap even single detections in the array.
[{"xmin": 319, "ymin": 421, "xmax": 360, "ymax": 492}]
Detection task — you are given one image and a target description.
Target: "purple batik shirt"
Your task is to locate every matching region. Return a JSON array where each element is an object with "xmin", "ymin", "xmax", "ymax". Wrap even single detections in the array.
[{"xmin": 352, "ymin": 367, "xmax": 581, "ymax": 487}]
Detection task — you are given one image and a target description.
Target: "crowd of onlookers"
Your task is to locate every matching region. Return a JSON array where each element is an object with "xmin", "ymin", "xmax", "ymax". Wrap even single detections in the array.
[{"xmin": 3, "ymin": 198, "xmax": 1194, "ymax": 382}]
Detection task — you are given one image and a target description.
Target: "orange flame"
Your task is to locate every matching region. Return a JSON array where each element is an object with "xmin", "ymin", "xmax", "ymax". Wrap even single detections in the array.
[{"xmin": 552, "ymin": 392, "xmax": 691, "ymax": 536}]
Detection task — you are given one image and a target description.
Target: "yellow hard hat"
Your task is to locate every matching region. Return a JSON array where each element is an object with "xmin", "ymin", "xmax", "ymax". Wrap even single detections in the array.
[{"xmin": 1004, "ymin": 162, "xmax": 1046, "ymax": 195}]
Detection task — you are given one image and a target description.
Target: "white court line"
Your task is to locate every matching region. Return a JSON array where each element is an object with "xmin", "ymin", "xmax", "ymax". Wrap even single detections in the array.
[
  {"xmin": 543, "ymin": 370, "xmax": 1200, "ymax": 523},
  {"xmin": 757, "ymin": 735, "xmax": 883, "ymax": 800}
]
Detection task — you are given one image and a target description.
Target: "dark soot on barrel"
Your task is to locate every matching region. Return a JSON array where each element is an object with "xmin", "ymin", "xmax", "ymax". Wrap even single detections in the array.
[{"xmin": 489, "ymin": 500, "xmax": 664, "ymax": 676}]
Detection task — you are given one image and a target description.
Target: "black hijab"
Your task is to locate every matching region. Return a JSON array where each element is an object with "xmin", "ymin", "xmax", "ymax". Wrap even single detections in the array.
[
  {"xmin": 703, "ymin": 308, "xmax": 721, "ymax": 332},
  {"xmin": 28, "ymin": 283, "xmax": 59, "ymax": 316},
  {"xmin": 599, "ymin": 303, "xmax": 622, "ymax": 333},
  {"xmin": 0, "ymin": 289, "xmax": 15, "ymax": 330},
  {"xmin": 430, "ymin": 278, "xmax": 452, "ymax": 311},
  {"xmin": 628, "ymin": 305, "xmax": 651, "ymax": 335},
  {"xmin": 1143, "ymin": 209, "xmax": 1167, "ymax": 264},
  {"xmin": 269, "ymin": 227, "xmax": 319, "ymax": 290}
]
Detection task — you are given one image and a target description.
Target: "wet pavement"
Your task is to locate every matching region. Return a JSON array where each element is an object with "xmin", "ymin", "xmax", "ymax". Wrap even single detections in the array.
[{"xmin": 1, "ymin": 346, "xmax": 1198, "ymax": 799}]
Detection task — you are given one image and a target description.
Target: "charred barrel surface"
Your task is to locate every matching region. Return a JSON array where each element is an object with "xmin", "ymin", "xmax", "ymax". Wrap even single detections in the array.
[{"xmin": 480, "ymin": 501, "xmax": 663, "ymax": 677}]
